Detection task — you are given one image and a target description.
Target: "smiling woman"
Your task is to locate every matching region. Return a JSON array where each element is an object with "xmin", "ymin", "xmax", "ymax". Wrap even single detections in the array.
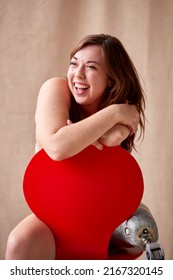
[
  {"xmin": 5, "ymin": 34, "xmax": 145, "ymax": 260},
  {"xmin": 67, "ymin": 45, "xmax": 109, "ymax": 114}
]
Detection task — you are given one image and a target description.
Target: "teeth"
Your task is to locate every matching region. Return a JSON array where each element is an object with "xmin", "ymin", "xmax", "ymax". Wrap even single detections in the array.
[{"xmin": 74, "ymin": 83, "xmax": 89, "ymax": 89}]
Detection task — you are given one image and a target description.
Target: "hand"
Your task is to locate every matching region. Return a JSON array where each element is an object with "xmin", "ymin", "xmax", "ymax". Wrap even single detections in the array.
[
  {"xmin": 115, "ymin": 104, "xmax": 140, "ymax": 134},
  {"xmin": 67, "ymin": 119, "xmax": 103, "ymax": 150}
]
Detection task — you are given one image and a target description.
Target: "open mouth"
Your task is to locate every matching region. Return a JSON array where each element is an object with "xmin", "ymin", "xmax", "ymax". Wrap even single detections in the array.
[{"xmin": 73, "ymin": 82, "xmax": 90, "ymax": 94}]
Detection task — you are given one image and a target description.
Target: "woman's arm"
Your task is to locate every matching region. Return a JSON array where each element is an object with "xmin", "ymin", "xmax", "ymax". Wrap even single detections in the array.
[
  {"xmin": 99, "ymin": 124, "xmax": 131, "ymax": 147},
  {"xmin": 35, "ymin": 77, "xmax": 139, "ymax": 161},
  {"xmin": 67, "ymin": 119, "xmax": 130, "ymax": 148}
]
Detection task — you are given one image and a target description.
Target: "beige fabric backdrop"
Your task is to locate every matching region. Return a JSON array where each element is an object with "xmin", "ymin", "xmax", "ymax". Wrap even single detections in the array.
[{"xmin": 0, "ymin": 0, "xmax": 173, "ymax": 260}]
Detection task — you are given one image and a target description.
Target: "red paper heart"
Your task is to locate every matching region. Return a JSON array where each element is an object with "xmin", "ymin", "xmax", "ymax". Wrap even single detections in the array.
[{"xmin": 23, "ymin": 145, "xmax": 143, "ymax": 259}]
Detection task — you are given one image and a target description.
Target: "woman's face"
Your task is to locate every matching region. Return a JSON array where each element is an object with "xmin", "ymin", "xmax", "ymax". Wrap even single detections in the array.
[{"xmin": 67, "ymin": 45, "xmax": 109, "ymax": 115}]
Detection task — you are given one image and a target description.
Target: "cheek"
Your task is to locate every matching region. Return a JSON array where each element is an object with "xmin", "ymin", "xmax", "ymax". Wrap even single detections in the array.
[{"xmin": 91, "ymin": 76, "xmax": 108, "ymax": 93}]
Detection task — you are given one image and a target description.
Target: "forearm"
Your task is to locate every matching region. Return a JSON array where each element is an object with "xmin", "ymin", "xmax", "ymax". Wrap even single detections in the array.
[{"xmin": 42, "ymin": 104, "xmax": 123, "ymax": 160}]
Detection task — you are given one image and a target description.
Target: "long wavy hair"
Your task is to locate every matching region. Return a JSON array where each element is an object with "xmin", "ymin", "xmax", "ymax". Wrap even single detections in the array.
[{"xmin": 69, "ymin": 34, "xmax": 146, "ymax": 152}]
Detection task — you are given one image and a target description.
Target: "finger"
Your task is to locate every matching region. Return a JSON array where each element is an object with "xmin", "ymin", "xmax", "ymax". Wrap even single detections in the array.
[
  {"xmin": 67, "ymin": 119, "xmax": 73, "ymax": 125},
  {"xmin": 130, "ymin": 124, "xmax": 139, "ymax": 135},
  {"xmin": 92, "ymin": 141, "xmax": 103, "ymax": 150}
]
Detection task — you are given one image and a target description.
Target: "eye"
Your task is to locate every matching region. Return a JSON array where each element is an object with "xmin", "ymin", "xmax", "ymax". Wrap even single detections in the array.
[
  {"xmin": 69, "ymin": 61, "xmax": 77, "ymax": 66},
  {"xmin": 86, "ymin": 65, "xmax": 97, "ymax": 70}
]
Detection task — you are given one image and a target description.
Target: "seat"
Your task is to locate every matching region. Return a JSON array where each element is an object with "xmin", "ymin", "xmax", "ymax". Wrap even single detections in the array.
[{"xmin": 23, "ymin": 145, "xmax": 163, "ymax": 259}]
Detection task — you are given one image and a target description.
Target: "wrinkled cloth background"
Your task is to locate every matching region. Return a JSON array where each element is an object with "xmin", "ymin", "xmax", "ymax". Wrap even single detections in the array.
[{"xmin": 0, "ymin": 0, "xmax": 173, "ymax": 259}]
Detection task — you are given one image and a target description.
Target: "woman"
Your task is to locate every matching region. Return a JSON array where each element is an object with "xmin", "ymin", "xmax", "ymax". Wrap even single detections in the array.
[{"xmin": 6, "ymin": 34, "xmax": 145, "ymax": 259}]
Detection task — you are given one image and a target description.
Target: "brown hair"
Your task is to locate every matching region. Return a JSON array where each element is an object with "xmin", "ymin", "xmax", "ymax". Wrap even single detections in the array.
[{"xmin": 69, "ymin": 34, "xmax": 146, "ymax": 152}]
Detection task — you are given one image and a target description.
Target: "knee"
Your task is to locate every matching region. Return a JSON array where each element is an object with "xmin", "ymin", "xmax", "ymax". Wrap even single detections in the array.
[
  {"xmin": 5, "ymin": 230, "xmax": 25, "ymax": 260},
  {"xmin": 6, "ymin": 220, "xmax": 56, "ymax": 260}
]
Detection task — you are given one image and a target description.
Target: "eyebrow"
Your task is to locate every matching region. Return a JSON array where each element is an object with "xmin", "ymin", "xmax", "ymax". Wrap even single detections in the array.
[{"xmin": 72, "ymin": 56, "xmax": 101, "ymax": 66}]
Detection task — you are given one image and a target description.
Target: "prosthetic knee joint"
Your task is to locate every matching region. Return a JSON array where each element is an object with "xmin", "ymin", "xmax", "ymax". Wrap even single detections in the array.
[{"xmin": 111, "ymin": 203, "xmax": 165, "ymax": 260}]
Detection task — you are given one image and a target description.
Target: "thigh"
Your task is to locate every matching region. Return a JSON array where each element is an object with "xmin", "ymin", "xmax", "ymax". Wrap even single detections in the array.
[{"xmin": 6, "ymin": 214, "xmax": 56, "ymax": 259}]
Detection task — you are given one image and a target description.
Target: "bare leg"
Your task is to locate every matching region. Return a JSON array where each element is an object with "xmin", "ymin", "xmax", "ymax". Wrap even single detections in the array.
[{"xmin": 5, "ymin": 214, "xmax": 56, "ymax": 260}]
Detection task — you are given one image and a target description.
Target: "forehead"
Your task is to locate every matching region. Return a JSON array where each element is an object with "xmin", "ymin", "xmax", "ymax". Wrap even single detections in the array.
[{"xmin": 73, "ymin": 45, "xmax": 106, "ymax": 64}]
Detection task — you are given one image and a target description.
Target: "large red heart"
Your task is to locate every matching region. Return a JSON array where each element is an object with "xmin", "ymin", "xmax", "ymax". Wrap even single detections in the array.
[{"xmin": 23, "ymin": 145, "xmax": 143, "ymax": 259}]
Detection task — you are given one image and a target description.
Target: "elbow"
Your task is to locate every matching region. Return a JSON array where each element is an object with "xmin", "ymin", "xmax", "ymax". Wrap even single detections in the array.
[
  {"xmin": 45, "ymin": 148, "xmax": 68, "ymax": 161},
  {"xmin": 38, "ymin": 140, "xmax": 68, "ymax": 161},
  {"xmin": 47, "ymin": 153, "xmax": 63, "ymax": 161},
  {"xmin": 99, "ymin": 125, "xmax": 130, "ymax": 147},
  {"xmin": 105, "ymin": 139, "xmax": 121, "ymax": 147},
  {"xmin": 100, "ymin": 134, "xmax": 125, "ymax": 147},
  {"xmin": 36, "ymin": 131, "xmax": 70, "ymax": 161},
  {"xmin": 111, "ymin": 134, "xmax": 124, "ymax": 146}
]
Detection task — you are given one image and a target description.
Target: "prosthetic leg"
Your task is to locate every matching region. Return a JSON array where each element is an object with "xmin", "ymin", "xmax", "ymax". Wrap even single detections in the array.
[{"xmin": 110, "ymin": 203, "xmax": 165, "ymax": 260}]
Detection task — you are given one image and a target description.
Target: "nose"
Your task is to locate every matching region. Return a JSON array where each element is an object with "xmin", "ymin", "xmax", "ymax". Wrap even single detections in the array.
[{"xmin": 74, "ymin": 66, "xmax": 85, "ymax": 79}]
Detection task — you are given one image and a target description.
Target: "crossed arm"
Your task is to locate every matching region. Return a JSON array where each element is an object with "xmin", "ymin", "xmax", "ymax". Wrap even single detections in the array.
[
  {"xmin": 35, "ymin": 77, "xmax": 139, "ymax": 160},
  {"xmin": 67, "ymin": 119, "xmax": 130, "ymax": 150}
]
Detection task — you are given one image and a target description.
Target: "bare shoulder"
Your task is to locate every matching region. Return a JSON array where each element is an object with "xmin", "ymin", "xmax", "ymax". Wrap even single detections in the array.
[
  {"xmin": 38, "ymin": 77, "xmax": 71, "ymax": 103},
  {"xmin": 41, "ymin": 77, "xmax": 69, "ymax": 89},
  {"xmin": 35, "ymin": 77, "xmax": 71, "ymax": 124}
]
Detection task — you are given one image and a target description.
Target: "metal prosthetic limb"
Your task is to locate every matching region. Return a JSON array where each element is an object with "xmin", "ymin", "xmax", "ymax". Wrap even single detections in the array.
[{"xmin": 110, "ymin": 203, "xmax": 165, "ymax": 260}]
